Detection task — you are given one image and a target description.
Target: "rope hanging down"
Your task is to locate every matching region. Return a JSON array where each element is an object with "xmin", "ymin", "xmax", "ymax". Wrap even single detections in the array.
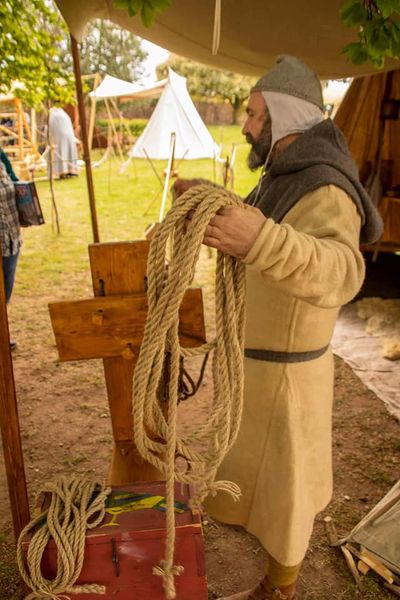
[
  {"xmin": 17, "ymin": 477, "xmax": 111, "ymax": 600},
  {"xmin": 131, "ymin": 184, "xmax": 247, "ymax": 599}
]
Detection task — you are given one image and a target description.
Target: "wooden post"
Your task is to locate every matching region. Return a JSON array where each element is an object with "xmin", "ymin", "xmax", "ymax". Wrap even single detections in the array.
[
  {"xmin": 70, "ymin": 34, "xmax": 100, "ymax": 243},
  {"xmin": 104, "ymin": 99, "xmax": 125, "ymax": 162},
  {"xmin": 48, "ymin": 240, "xmax": 206, "ymax": 486},
  {"xmin": 159, "ymin": 133, "xmax": 176, "ymax": 222},
  {"xmin": 88, "ymin": 72, "xmax": 100, "ymax": 152},
  {"xmin": 31, "ymin": 109, "xmax": 37, "ymax": 150},
  {"xmin": 0, "ymin": 261, "xmax": 30, "ymax": 539},
  {"xmin": 16, "ymin": 99, "xmax": 24, "ymax": 161}
]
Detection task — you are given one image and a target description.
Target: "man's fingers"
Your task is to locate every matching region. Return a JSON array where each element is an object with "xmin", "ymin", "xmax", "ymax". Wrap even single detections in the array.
[
  {"xmin": 204, "ymin": 223, "xmax": 220, "ymax": 238},
  {"xmin": 203, "ymin": 234, "xmax": 220, "ymax": 249}
]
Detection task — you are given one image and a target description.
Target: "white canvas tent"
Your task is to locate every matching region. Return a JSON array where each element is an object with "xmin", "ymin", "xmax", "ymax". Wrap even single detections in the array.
[
  {"xmin": 89, "ymin": 74, "xmax": 168, "ymax": 100},
  {"xmin": 129, "ymin": 69, "xmax": 218, "ymax": 160},
  {"xmin": 323, "ymin": 79, "xmax": 351, "ymax": 116},
  {"xmin": 86, "ymin": 73, "xmax": 171, "ymax": 167}
]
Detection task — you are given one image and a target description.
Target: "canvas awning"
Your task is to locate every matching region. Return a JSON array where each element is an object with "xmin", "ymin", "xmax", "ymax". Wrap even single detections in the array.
[
  {"xmin": 54, "ymin": 0, "xmax": 398, "ymax": 79},
  {"xmin": 334, "ymin": 70, "xmax": 400, "ymax": 187},
  {"xmin": 89, "ymin": 74, "xmax": 167, "ymax": 100}
]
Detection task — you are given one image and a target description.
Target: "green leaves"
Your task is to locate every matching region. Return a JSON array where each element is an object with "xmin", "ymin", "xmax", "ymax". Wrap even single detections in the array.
[
  {"xmin": 340, "ymin": 0, "xmax": 400, "ymax": 68},
  {"xmin": 113, "ymin": 0, "xmax": 172, "ymax": 27},
  {"xmin": 78, "ymin": 20, "xmax": 147, "ymax": 81},
  {"xmin": 340, "ymin": 1, "xmax": 366, "ymax": 26},
  {"xmin": 0, "ymin": 0, "xmax": 76, "ymax": 108}
]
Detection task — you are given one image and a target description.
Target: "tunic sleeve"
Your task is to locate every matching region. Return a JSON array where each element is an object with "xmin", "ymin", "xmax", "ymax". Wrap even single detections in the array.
[{"xmin": 243, "ymin": 185, "xmax": 365, "ymax": 308}]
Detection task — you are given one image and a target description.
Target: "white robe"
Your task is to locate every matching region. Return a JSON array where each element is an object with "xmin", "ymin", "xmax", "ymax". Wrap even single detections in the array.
[{"xmin": 48, "ymin": 108, "xmax": 78, "ymax": 178}]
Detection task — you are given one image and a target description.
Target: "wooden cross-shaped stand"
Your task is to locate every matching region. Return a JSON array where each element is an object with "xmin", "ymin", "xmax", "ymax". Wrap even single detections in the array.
[{"xmin": 49, "ymin": 239, "xmax": 206, "ymax": 485}]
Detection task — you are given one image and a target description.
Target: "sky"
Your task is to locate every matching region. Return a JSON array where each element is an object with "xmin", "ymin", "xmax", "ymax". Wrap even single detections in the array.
[{"xmin": 140, "ymin": 39, "xmax": 170, "ymax": 83}]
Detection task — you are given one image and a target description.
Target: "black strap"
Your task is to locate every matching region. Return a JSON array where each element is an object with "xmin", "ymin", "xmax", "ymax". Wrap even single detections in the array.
[{"xmin": 244, "ymin": 345, "xmax": 329, "ymax": 363}]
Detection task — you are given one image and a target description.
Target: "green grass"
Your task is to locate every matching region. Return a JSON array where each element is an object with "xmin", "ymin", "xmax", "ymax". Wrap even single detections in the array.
[{"xmin": 16, "ymin": 125, "xmax": 258, "ymax": 296}]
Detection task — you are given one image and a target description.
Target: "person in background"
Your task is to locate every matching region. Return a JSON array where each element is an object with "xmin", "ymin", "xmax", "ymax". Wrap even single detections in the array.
[
  {"xmin": 0, "ymin": 148, "xmax": 20, "ymax": 350},
  {"xmin": 173, "ymin": 55, "xmax": 383, "ymax": 600},
  {"xmin": 47, "ymin": 107, "xmax": 79, "ymax": 179},
  {"xmin": 0, "ymin": 147, "xmax": 19, "ymax": 182}
]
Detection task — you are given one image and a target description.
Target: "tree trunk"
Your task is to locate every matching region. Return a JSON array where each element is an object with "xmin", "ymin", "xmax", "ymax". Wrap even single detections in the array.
[{"xmin": 231, "ymin": 97, "xmax": 242, "ymax": 125}]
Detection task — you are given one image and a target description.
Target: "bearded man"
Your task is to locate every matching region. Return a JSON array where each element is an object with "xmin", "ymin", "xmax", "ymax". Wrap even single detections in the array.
[{"xmin": 173, "ymin": 55, "xmax": 382, "ymax": 600}]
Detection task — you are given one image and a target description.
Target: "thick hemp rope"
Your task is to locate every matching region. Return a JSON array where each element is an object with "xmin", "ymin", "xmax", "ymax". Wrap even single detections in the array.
[
  {"xmin": 17, "ymin": 476, "xmax": 111, "ymax": 599},
  {"xmin": 132, "ymin": 184, "xmax": 247, "ymax": 599}
]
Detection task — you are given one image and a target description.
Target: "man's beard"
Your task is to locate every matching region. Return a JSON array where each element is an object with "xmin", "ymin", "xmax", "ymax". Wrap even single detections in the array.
[{"xmin": 246, "ymin": 117, "xmax": 272, "ymax": 171}]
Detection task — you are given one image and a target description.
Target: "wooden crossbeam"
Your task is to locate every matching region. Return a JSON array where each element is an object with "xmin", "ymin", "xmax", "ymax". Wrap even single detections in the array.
[
  {"xmin": 49, "ymin": 288, "xmax": 205, "ymax": 362},
  {"xmin": 49, "ymin": 240, "xmax": 207, "ymax": 485}
]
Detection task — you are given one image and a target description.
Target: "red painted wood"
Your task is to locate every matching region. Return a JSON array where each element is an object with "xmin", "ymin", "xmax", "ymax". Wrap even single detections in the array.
[{"xmin": 24, "ymin": 481, "xmax": 208, "ymax": 599}]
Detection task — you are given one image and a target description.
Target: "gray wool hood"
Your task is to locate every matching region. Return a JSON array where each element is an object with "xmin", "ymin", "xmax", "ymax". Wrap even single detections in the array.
[{"xmin": 247, "ymin": 119, "xmax": 383, "ymax": 245}]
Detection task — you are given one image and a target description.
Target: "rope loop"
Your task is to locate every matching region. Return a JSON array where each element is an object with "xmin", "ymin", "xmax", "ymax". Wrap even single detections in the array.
[
  {"xmin": 132, "ymin": 184, "xmax": 246, "ymax": 597},
  {"xmin": 17, "ymin": 477, "xmax": 111, "ymax": 599}
]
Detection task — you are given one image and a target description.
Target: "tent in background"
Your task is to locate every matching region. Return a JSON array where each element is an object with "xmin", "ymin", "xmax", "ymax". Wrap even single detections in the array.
[
  {"xmin": 129, "ymin": 69, "xmax": 218, "ymax": 160},
  {"xmin": 89, "ymin": 74, "xmax": 167, "ymax": 101},
  {"xmin": 334, "ymin": 70, "xmax": 400, "ymax": 254},
  {"xmin": 87, "ymin": 73, "xmax": 169, "ymax": 161},
  {"xmin": 323, "ymin": 79, "xmax": 351, "ymax": 117}
]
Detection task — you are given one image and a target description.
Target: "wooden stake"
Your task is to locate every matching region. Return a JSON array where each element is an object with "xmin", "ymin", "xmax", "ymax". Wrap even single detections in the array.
[
  {"xmin": 360, "ymin": 548, "xmax": 395, "ymax": 584},
  {"xmin": 323, "ymin": 515, "xmax": 339, "ymax": 546},
  {"xmin": 357, "ymin": 560, "xmax": 370, "ymax": 575},
  {"xmin": 341, "ymin": 545, "xmax": 362, "ymax": 588},
  {"xmin": 88, "ymin": 72, "xmax": 100, "ymax": 151},
  {"xmin": 0, "ymin": 262, "xmax": 30, "ymax": 539},
  {"xmin": 384, "ymin": 583, "xmax": 400, "ymax": 598}
]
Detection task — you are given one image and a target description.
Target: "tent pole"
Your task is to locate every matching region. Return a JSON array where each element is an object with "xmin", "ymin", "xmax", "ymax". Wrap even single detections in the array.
[
  {"xmin": 70, "ymin": 34, "xmax": 100, "ymax": 243},
  {"xmin": 105, "ymin": 99, "xmax": 125, "ymax": 162},
  {"xmin": 0, "ymin": 261, "xmax": 30, "ymax": 539},
  {"xmin": 143, "ymin": 149, "xmax": 164, "ymax": 189},
  {"xmin": 88, "ymin": 72, "xmax": 101, "ymax": 151},
  {"xmin": 159, "ymin": 132, "xmax": 176, "ymax": 222}
]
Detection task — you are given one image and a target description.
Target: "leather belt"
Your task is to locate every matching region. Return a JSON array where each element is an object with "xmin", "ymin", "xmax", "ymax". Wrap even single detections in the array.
[{"xmin": 244, "ymin": 345, "xmax": 329, "ymax": 363}]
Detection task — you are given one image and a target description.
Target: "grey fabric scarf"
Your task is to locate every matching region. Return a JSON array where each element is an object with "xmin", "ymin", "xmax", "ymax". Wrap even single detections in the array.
[{"xmin": 246, "ymin": 119, "xmax": 383, "ymax": 245}]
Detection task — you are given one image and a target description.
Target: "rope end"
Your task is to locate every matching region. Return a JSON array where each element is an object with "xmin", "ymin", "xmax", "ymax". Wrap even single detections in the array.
[{"xmin": 153, "ymin": 561, "xmax": 184, "ymax": 599}]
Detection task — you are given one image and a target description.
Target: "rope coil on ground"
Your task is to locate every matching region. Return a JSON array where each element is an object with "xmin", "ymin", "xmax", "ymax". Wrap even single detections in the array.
[
  {"xmin": 17, "ymin": 477, "xmax": 111, "ymax": 599},
  {"xmin": 131, "ymin": 184, "xmax": 247, "ymax": 598}
]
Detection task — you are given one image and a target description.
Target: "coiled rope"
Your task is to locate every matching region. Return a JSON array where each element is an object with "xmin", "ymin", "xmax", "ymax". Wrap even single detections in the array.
[
  {"xmin": 17, "ymin": 477, "xmax": 111, "ymax": 599},
  {"xmin": 131, "ymin": 184, "xmax": 247, "ymax": 598}
]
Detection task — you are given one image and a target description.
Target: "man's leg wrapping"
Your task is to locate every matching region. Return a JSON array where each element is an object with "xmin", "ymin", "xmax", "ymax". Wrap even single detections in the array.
[{"xmin": 265, "ymin": 553, "xmax": 302, "ymax": 588}]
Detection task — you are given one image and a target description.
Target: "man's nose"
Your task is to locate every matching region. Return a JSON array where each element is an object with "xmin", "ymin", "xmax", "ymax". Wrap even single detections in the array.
[{"xmin": 242, "ymin": 120, "xmax": 249, "ymax": 136}]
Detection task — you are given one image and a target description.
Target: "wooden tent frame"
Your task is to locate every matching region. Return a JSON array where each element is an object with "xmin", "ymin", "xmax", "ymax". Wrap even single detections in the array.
[
  {"xmin": 0, "ymin": 95, "xmax": 41, "ymax": 178},
  {"xmin": 87, "ymin": 74, "xmax": 165, "ymax": 168}
]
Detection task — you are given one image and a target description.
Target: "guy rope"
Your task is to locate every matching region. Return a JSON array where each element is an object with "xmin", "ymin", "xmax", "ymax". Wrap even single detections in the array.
[{"xmin": 131, "ymin": 184, "xmax": 247, "ymax": 598}]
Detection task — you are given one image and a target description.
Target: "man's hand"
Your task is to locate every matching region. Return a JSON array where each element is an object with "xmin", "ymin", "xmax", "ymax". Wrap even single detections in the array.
[
  {"xmin": 172, "ymin": 178, "xmax": 209, "ymax": 201},
  {"xmin": 203, "ymin": 205, "xmax": 267, "ymax": 259}
]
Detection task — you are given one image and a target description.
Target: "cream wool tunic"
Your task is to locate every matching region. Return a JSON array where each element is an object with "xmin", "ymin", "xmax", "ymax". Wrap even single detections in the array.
[{"xmin": 205, "ymin": 184, "xmax": 365, "ymax": 566}]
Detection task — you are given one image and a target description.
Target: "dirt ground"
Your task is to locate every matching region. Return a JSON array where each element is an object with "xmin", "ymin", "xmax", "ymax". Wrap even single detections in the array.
[{"xmin": 0, "ymin": 250, "xmax": 399, "ymax": 600}]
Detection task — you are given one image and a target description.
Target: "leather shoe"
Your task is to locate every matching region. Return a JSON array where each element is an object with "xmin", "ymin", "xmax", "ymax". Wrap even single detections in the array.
[
  {"xmin": 218, "ymin": 577, "xmax": 296, "ymax": 600},
  {"xmin": 10, "ymin": 340, "xmax": 17, "ymax": 351}
]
